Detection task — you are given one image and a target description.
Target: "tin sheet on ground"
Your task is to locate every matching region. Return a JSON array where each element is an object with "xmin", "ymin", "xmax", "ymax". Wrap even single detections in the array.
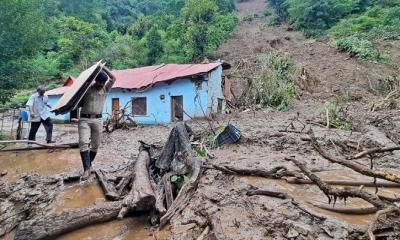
[{"xmin": 51, "ymin": 61, "xmax": 103, "ymax": 115}]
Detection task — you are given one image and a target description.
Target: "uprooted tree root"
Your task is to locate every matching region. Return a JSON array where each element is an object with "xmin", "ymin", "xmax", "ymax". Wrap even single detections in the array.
[
  {"xmin": 287, "ymin": 130, "xmax": 400, "ymax": 240},
  {"xmin": 13, "ymin": 122, "xmax": 204, "ymax": 240}
]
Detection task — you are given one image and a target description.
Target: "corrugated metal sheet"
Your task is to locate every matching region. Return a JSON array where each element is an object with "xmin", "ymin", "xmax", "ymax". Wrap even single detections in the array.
[
  {"xmin": 47, "ymin": 63, "xmax": 221, "ymax": 96},
  {"xmin": 51, "ymin": 61, "xmax": 103, "ymax": 114}
]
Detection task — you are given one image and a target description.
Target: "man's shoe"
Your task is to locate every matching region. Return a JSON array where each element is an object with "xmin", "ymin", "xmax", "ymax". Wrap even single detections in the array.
[{"xmin": 81, "ymin": 170, "xmax": 90, "ymax": 180}]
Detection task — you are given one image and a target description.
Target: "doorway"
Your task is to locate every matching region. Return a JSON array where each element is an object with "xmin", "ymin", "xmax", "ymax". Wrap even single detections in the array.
[
  {"xmin": 112, "ymin": 98, "xmax": 120, "ymax": 121},
  {"xmin": 171, "ymin": 96, "xmax": 183, "ymax": 122}
]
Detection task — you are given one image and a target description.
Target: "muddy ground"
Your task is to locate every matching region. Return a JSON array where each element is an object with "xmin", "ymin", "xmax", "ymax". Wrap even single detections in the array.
[{"xmin": 2, "ymin": 0, "xmax": 400, "ymax": 239}]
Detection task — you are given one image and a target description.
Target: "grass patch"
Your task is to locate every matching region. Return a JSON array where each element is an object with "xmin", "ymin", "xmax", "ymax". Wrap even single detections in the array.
[
  {"xmin": 322, "ymin": 93, "xmax": 353, "ymax": 130},
  {"xmin": 332, "ymin": 36, "xmax": 389, "ymax": 63}
]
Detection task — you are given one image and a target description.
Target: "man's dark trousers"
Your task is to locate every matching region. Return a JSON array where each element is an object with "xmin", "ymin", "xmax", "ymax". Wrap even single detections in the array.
[{"xmin": 28, "ymin": 117, "xmax": 53, "ymax": 143}]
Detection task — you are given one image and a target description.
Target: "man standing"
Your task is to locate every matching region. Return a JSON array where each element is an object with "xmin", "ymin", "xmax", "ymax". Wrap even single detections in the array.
[
  {"xmin": 79, "ymin": 67, "xmax": 116, "ymax": 180},
  {"xmin": 26, "ymin": 85, "xmax": 55, "ymax": 145}
]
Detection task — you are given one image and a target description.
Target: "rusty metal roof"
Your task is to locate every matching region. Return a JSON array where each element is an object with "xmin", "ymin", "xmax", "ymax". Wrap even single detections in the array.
[
  {"xmin": 46, "ymin": 76, "xmax": 75, "ymax": 96},
  {"xmin": 47, "ymin": 63, "xmax": 221, "ymax": 96}
]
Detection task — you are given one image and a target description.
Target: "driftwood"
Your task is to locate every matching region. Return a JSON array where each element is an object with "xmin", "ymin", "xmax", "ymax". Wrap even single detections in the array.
[
  {"xmin": 153, "ymin": 180, "xmax": 167, "ymax": 215},
  {"xmin": 308, "ymin": 202, "xmax": 378, "ymax": 214},
  {"xmin": 0, "ymin": 140, "xmax": 79, "ymax": 152},
  {"xmin": 286, "ymin": 177, "xmax": 400, "ymax": 188},
  {"xmin": 15, "ymin": 201, "xmax": 123, "ymax": 240},
  {"xmin": 163, "ymin": 173, "xmax": 174, "ymax": 209},
  {"xmin": 156, "ymin": 123, "xmax": 193, "ymax": 172},
  {"xmin": 197, "ymin": 225, "xmax": 211, "ymax": 240},
  {"xmin": 246, "ymin": 187, "xmax": 326, "ymax": 221},
  {"xmin": 353, "ymin": 146, "xmax": 400, "ymax": 159},
  {"xmin": 12, "ymin": 122, "xmax": 204, "ymax": 239},
  {"xmin": 116, "ymin": 175, "xmax": 132, "ymax": 196},
  {"xmin": 205, "ymin": 164, "xmax": 294, "ymax": 179},
  {"xmin": 308, "ymin": 129, "xmax": 400, "ymax": 184},
  {"xmin": 118, "ymin": 146, "xmax": 156, "ymax": 219},
  {"xmin": 287, "ymin": 157, "xmax": 388, "ymax": 209},
  {"xmin": 160, "ymin": 158, "xmax": 203, "ymax": 227},
  {"xmin": 246, "ymin": 189, "xmax": 289, "ymax": 199},
  {"xmin": 95, "ymin": 170, "xmax": 120, "ymax": 201},
  {"xmin": 368, "ymin": 207, "xmax": 400, "ymax": 240}
]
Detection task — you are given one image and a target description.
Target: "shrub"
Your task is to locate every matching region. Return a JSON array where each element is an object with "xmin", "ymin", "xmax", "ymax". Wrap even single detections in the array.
[
  {"xmin": 243, "ymin": 52, "xmax": 296, "ymax": 110},
  {"xmin": 333, "ymin": 36, "xmax": 389, "ymax": 63},
  {"xmin": 323, "ymin": 93, "xmax": 353, "ymax": 130}
]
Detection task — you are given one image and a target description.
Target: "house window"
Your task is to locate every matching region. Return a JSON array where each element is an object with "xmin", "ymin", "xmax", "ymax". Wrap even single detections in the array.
[{"xmin": 132, "ymin": 97, "xmax": 147, "ymax": 116}]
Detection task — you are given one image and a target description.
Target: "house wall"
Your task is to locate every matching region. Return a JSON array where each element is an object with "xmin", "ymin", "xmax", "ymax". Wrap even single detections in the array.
[
  {"xmin": 48, "ymin": 96, "xmax": 69, "ymax": 121},
  {"xmin": 104, "ymin": 77, "xmax": 209, "ymax": 124},
  {"xmin": 207, "ymin": 66, "xmax": 225, "ymax": 114},
  {"xmin": 47, "ymin": 67, "xmax": 224, "ymax": 124}
]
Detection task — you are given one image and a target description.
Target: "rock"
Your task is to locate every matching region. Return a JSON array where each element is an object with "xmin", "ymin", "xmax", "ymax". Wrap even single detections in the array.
[
  {"xmin": 287, "ymin": 228, "xmax": 300, "ymax": 238},
  {"xmin": 0, "ymin": 170, "xmax": 7, "ymax": 177}
]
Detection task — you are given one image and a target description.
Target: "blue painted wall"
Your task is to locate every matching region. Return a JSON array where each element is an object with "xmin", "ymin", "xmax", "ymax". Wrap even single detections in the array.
[{"xmin": 48, "ymin": 66, "xmax": 223, "ymax": 124}]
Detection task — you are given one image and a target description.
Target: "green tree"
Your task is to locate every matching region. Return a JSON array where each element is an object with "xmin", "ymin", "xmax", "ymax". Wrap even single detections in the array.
[
  {"xmin": 146, "ymin": 27, "xmax": 164, "ymax": 65},
  {"xmin": 181, "ymin": 0, "xmax": 219, "ymax": 59},
  {"xmin": 55, "ymin": 16, "xmax": 110, "ymax": 70},
  {"xmin": 0, "ymin": 0, "xmax": 47, "ymax": 103}
]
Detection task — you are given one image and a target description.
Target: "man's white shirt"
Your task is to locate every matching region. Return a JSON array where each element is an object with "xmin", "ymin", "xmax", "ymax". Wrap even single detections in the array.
[{"xmin": 26, "ymin": 93, "xmax": 50, "ymax": 122}]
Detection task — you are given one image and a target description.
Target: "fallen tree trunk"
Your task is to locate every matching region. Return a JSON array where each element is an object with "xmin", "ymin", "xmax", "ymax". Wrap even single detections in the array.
[
  {"xmin": 118, "ymin": 146, "xmax": 156, "ymax": 219},
  {"xmin": 15, "ymin": 201, "xmax": 122, "ymax": 240},
  {"xmin": 308, "ymin": 129, "xmax": 400, "ymax": 184}
]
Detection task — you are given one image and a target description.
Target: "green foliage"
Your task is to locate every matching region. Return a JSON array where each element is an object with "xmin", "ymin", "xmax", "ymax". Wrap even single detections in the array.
[
  {"xmin": 333, "ymin": 36, "xmax": 389, "ymax": 62},
  {"xmin": 0, "ymin": 90, "xmax": 32, "ymax": 109},
  {"xmin": 267, "ymin": 0, "xmax": 399, "ymax": 62},
  {"xmin": 243, "ymin": 52, "xmax": 296, "ymax": 110},
  {"xmin": 0, "ymin": 0, "xmax": 47, "ymax": 104},
  {"xmin": 0, "ymin": 0, "xmax": 238, "ymax": 104},
  {"xmin": 170, "ymin": 175, "xmax": 189, "ymax": 190},
  {"xmin": 322, "ymin": 93, "xmax": 353, "ymax": 130}
]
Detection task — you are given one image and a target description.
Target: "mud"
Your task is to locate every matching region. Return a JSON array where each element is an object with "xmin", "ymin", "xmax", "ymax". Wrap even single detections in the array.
[
  {"xmin": 52, "ymin": 182, "xmax": 170, "ymax": 240},
  {"xmin": 0, "ymin": 150, "xmax": 81, "ymax": 182}
]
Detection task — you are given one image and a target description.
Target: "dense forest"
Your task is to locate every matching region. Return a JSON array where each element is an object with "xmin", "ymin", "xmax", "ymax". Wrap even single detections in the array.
[
  {"xmin": 0, "ymin": 0, "xmax": 238, "ymax": 106},
  {"xmin": 268, "ymin": 0, "xmax": 400, "ymax": 62}
]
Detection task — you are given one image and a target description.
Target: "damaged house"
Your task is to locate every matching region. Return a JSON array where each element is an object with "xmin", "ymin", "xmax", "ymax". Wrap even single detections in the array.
[{"xmin": 47, "ymin": 62, "xmax": 228, "ymax": 124}]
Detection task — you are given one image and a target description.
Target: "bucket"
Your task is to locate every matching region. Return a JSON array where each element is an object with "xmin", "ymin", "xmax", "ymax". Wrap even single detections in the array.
[
  {"xmin": 213, "ymin": 124, "xmax": 241, "ymax": 148},
  {"xmin": 19, "ymin": 111, "xmax": 29, "ymax": 121}
]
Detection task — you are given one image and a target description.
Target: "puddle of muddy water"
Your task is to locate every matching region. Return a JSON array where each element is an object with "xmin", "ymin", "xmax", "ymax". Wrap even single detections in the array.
[
  {"xmin": 52, "ymin": 182, "xmax": 106, "ymax": 214},
  {"xmin": 0, "ymin": 149, "xmax": 81, "ymax": 181},
  {"xmin": 240, "ymin": 169, "xmax": 400, "ymax": 226},
  {"xmin": 58, "ymin": 217, "xmax": 169, "ymax": 240},
  {"xmin": 53, "ymin": 182, "xmax": 170, "ymax": 240}
]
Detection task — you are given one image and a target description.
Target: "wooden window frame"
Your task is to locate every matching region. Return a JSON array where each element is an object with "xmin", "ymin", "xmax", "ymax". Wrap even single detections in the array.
[{"xmin": 132, "ymin": 97, "xmax": 147, "ymax": 116}]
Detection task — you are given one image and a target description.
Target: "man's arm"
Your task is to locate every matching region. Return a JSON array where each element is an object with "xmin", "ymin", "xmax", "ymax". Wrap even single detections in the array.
[{"xmin": 103, "ymin": 66, "xmax": 116, "ymax": 91}]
